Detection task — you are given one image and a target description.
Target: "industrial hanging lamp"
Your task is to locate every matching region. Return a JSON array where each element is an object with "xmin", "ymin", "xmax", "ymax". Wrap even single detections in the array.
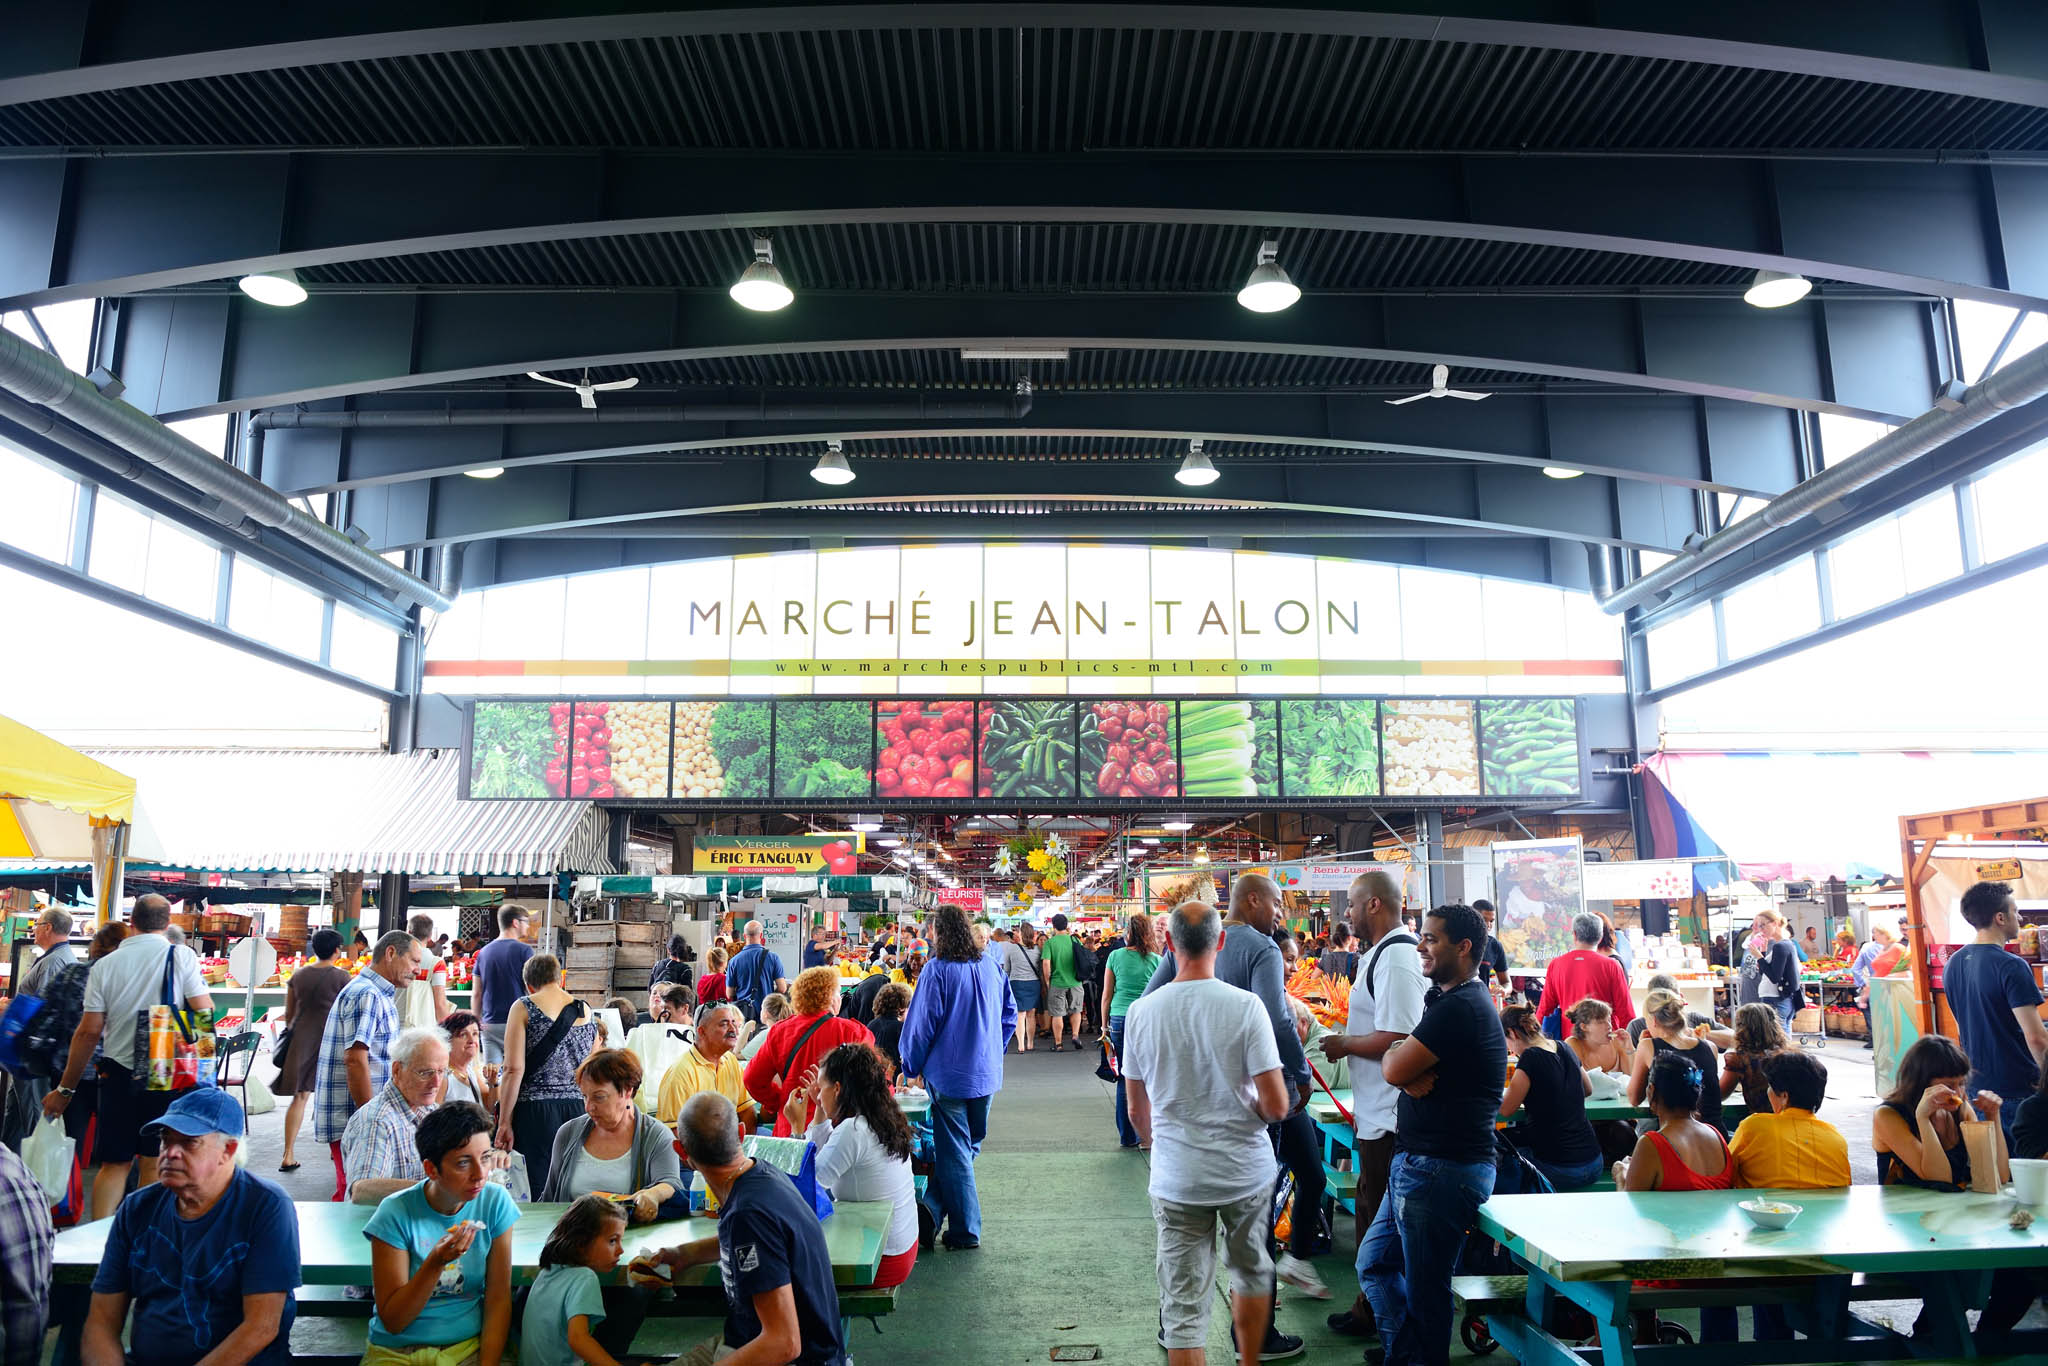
[
  {"xmin": 1236, "ymin": 239, "xmax": 1300, "ymax": 313},
  {"xmin": 810, "ymin": 438, "xmax": 855, "ymax": 485},
  {"xmin": 1174, "ymin": 437, "xmax": 1219, "ymax": 486},
  {"xmin": 730, "ymin": 235, "xmax": 794, "ymax": 311},
  {"xmin": 237, "ymin": 268, "xmax": 307, "ymax": 307},
  {"xmin": 1743, "ymin": 269, "xmax": 1812, "ymax": 308}
]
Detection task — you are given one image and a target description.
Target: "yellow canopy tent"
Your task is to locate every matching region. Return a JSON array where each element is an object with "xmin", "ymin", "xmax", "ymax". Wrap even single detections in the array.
[{"xmin": 0, "ymin": 713, "xmax": 144, "ymax": 925}]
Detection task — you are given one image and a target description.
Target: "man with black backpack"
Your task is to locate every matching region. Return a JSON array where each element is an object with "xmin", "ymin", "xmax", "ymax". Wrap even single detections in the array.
[{"xmin": 1, "ymin": 908, "xmax": 86, "ymax": 1149}]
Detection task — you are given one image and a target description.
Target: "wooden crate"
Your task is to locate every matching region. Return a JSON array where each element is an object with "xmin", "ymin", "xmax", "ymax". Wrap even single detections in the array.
[
  {"xmin": 569, "ymin": 921, "xmax": 665, "ymax": 947},
  {"xmin": 566, "ymin": 945, "xmax": 618, "ymax": 971},
  {"xmin": 614, "ymin": 942, "xmax": 660, "ymax": 970},
  {"xmin": 615, "ymin": 899, "xmax": 668, "ymax": 924},
  {"xmin": 563, "ymin": 969, "xmax": 613, "ymax": 997}
]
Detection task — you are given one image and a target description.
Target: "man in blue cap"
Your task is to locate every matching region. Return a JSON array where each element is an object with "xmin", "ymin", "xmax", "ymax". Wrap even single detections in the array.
[{"xmin": 82, "ymin": 1087, "xmax": 300, "ymax": 1366}]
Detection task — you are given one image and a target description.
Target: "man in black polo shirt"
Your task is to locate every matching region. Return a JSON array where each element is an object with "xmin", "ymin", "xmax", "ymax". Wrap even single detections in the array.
[
  {"xmin": 1357, "ymin": 904, "xmax": 1505, "ymax": 1366},
  {"xmin": 647, "ymin": 1092, "xmax": 845, "ymax": 1366}
]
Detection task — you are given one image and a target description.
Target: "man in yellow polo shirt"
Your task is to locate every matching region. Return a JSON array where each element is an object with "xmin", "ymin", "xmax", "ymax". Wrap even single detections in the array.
[
  {"xmin": 656, "ymin": 1004, "xmax": 757, "ymax": 1129},
  {"xmin": 1728, "ymin": 1050, "xmax": 1850, "ymax": 1189}
]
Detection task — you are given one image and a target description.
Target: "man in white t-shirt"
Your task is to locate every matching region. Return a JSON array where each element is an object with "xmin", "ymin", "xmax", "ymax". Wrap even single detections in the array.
[
  {"xmin": 1317, "ymin": 869, "xmax": 1426, "ymax": 1342},
  {"xmin": 1124, "ymin": 900, "xmax": 1290, "ymax": 1366},
  {"xmin": 403, "ymin": 913, "xmax": 451, "ymax": 1026},
  {"xmin": 44, "ymin": 894, "xmax": 215, "ymax": 1219}
]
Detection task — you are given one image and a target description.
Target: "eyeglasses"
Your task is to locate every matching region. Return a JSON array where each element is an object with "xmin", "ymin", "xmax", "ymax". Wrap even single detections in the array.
[{"xmin": 408, "ymin": 1066, "xmax": 448, "ymax": 1082}]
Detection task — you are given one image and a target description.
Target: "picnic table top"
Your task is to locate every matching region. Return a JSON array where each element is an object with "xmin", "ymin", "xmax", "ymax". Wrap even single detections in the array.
[
  {"xmin": 53, "ymin": 1196, "xmax": 892, "ymax": 1288},
  {"xmin": 1476, "ymin": 1186, "xmax": 2048, "ymax": 1282}
]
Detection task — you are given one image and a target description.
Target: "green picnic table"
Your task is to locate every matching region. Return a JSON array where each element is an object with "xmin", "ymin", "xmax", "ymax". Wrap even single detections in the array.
[
  {"xmin": 49, "ymin": 1197, "xmax": 893, "ymax": 1363},
  {"xmin": 1476, "ymin": 1186, "xmax": 2048, "ymax": 1364}
]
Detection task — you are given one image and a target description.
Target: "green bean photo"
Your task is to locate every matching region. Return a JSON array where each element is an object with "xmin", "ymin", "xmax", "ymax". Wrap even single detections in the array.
[{"xmin": 1478, "ymin": 698, "xmax": 1580, "ymax": 796}]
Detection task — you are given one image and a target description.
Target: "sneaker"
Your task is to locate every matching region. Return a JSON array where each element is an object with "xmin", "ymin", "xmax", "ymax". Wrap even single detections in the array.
[
  {"xmin": 1276, "ymin": 1253, "xmax": 1331, "ymax": 1300},
  {"xmin": 1262, "ymin": 1330, "xmax": 1307, "ymax": 1360}
]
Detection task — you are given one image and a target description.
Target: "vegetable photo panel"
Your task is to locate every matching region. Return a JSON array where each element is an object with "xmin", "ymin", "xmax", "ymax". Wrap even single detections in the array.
[
  {"xmin": 976, "ymin": 700, "xmax": 1074, "ymax": 800},
  {"xmin": 1277, "ymin": 699, "xmax": 1380, "ymax": 798},
  {"xmin": 1478, "ymin": 698, "xmax": 1581, "ymax": 797},
  {"xmin": 770, "ymin": 699, "xmax": 874, "ymax": 799},
  {"xmin": 468, "ymin": 701, "xmax": 568, "ymax": 799},
  {"xmin": 875, "ymin": 699, "xmax": 978, "ymax": 800},
  {"xmin": 1381, "ymin": 698, "xmax": 1481, "ymax": 797},
  {"xmin": 1076, "ymin": 700, "xmax": 1180, "ymax": 800}
]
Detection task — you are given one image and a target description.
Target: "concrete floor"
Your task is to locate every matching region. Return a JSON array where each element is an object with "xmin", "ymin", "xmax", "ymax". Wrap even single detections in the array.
[{"xmin": 43, "ymin": 1029, "xmax": 2045, "ymax": 1363}]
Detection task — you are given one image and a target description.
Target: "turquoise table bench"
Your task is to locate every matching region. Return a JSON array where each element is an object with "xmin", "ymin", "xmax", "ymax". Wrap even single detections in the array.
[{"xmin": 1476, "ymin": 1186, "xmax": 2048, "ymax": 1366}]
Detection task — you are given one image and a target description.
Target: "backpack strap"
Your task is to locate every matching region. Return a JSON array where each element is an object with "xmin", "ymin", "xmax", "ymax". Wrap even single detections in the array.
[{"xmin": 1363, "ymin": 931, "xmax": 1418, "ymax": 1001}]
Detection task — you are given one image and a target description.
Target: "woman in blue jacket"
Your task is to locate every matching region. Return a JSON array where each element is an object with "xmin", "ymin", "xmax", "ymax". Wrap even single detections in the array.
[{"xmin": 898, "ymin": 904, "xmax": 1019, "ymax": 1251}]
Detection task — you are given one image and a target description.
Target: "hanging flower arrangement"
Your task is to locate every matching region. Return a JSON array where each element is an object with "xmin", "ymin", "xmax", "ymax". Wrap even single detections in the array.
[{"xmin": 999, "ymin": 828, "xmax": 1067, "ymax": 901}]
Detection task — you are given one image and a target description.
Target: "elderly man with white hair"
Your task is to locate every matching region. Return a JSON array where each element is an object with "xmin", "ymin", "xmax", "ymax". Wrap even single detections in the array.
[
  {"xmin": 342, "ymin": 1024, "xmax": 451, "ymax": 1202},
  {"xmin": 83, "ymin": 1087, "xmax": 300, "ymax": 1366}
]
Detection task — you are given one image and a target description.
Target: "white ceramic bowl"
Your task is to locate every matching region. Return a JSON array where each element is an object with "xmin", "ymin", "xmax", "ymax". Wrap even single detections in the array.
[{"xmin": 1739, "ymin": 1198, "xmax": 1802, "ymax": 1230}]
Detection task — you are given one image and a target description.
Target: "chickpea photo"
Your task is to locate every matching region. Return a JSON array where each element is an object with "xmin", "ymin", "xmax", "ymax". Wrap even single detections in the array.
[
  {"xmin": 606, "ymin": 700, "xmax": 675, "ymax": 798},
  {"xmin": 668, "ymin": 701, "xmax": 727, "ymax": 798}
]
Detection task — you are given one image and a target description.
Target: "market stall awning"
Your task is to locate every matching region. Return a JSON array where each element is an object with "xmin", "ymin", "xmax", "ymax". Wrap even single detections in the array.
[
  {"xmin": 80, "ymin": 748, "xmax": 615, "ymax": 877},
  {"xmin": 0, "ymin": 713, "xmax": 140, "ymax": 858},
  {"xmin": 1644, "ymin": 750, "xmax": 2048, "ymax": 883}
]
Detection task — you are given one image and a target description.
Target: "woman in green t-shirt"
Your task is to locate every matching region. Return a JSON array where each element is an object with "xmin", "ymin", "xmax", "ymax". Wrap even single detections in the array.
[{"xmin": 1102, "ymin": 913, "xmax": 1163, "ymax": 1149}]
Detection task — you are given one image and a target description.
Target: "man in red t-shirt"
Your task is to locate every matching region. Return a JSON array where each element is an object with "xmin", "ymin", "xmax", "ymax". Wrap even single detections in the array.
[{"xmin": 1535, "ymin": 912, "xmax": 1637, "ymax": 1029}]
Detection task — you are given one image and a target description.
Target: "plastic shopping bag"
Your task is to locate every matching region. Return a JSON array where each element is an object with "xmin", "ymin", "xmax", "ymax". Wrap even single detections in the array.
[{"xmin": 22, "ymin": 1115, "xmax": 75, "ymax": 1205}]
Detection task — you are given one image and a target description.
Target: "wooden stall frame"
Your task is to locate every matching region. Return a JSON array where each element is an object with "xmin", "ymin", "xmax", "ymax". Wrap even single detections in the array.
[{"xmin": 1899, "ymin": 796, "xmax": 2048, "ymax": 1037}]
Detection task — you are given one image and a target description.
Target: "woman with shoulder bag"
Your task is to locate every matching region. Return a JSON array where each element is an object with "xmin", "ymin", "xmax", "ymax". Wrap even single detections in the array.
[{"xmin": 494, "ymin": 954, "xmax": 604, "ymax": 1181}]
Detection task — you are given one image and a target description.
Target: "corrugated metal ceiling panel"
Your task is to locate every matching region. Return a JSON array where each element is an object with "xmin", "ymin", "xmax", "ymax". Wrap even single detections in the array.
[
  {"xmin": 6, "ymin": 31, "xmax": 2047, "ymax": 153},
  {"xmin": 300, "ymin": 222, "xmax": 1746, "ymax": 293}
]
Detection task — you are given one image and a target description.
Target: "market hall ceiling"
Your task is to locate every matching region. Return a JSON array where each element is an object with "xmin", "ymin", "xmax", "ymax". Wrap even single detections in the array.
[{"xmin": 7, "ymin": 3, "xmax": 2048, "ymax": 594}]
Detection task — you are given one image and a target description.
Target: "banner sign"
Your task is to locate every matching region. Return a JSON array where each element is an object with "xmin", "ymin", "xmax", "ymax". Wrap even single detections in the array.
[
  {"xmin": 1269, "ymin": 863, "xmax": 1381, "ymax": 892},
  {"xmin": 423, "ymin": 546, "xmax": 1622, "ymax": 695},
  {"xmin": 1491, "ymin": 837, "xmax": 1586, "ymax": 970},
  {"xmin": 462, "ymin": 694, "xmax": 1584, "ymax": 806},
  {"xmin": 691, "ymin": 835, "xmax": 864, "ymax": 875},
  {"xmin": 934, "ymin": 887, "xmax": 986, "ymax": 914},
  {"xmin": 1583, "ymin": 859, "xmax": 1696, "ymax": 902},
  {"xmin": 1976, "ymin": 858, "xmax": 2024, "ymax": 881}
]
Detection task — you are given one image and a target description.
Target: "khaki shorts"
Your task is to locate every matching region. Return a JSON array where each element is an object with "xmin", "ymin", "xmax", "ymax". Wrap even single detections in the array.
[
  {"xmin": 1048, "ymin": 985, "xmax": 1086, "ymax": 1017},
  {"xmin": 1152, "ymin": 1190, "xmax": 1273, "ymax": 1350}
]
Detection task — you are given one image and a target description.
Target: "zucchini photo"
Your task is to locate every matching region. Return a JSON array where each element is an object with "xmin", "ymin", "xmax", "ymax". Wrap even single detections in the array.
[{"xmin": 1477, "ymin": 698, "xmax": 1580, "ymax": 796}]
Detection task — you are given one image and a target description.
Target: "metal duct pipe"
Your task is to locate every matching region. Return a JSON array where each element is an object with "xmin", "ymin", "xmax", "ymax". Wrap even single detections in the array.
[
  {"xmin": 433, "ymin": 543, "xmax": 464, "ymax": 599},
  {"xmin": 0, "ymin": 329, "xmax": 451, "ymax": 613},
  {"xmin": 250, "ymin": 392, "xmax": 1034, "ymax": 429},
  {"xmin": 1598, "ymin": 340, "xmax": 2048, "ymax": 616}
]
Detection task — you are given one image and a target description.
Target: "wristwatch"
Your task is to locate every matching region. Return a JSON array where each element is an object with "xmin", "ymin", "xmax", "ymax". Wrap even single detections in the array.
[{"xmin": 55, "ymin": 1086, "xmax": 75, "ymax": 1097}]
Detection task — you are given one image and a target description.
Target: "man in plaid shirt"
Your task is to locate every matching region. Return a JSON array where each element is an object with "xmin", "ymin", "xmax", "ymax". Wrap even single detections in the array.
[
  {"xmin": 340, "ymin": 1025, "xmax": 449, "ymax": 1202},
  {"xmin": 312, "ymin": 930, "xmax": 419, "ymax": 1200},
  {"xmin": 0, "ymin": 1141, "xmax": 54, "ymax": 1366}
]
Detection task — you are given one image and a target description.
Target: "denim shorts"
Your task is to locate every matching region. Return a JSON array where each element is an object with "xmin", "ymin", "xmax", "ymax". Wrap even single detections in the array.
[{"xmin": 1012, "ymin": 978, "xmax": 1042, "ymax": 1012}]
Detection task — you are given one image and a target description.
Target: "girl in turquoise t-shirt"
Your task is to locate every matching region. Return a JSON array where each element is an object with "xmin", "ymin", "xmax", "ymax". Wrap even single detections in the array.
[
  {"xmin": 520, "ymin": 1195, "xmax": 629, "ymax": 1366},
  {"xmin": 364, "ymin": 1103, "xmax": 522, "ymax": 1365},
  {"xmin": 1103, "ymin": 914, "xmax": 1164, "ymax": 1149}
]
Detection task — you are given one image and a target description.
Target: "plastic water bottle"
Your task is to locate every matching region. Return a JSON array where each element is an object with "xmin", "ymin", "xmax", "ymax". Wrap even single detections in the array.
[{"xmin": 687, "ymin": 1170, "xmax": 707, "ymax": 1214}]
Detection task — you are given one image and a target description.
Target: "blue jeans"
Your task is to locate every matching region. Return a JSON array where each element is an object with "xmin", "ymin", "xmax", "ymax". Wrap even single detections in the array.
[
  {"xmin": 1356, "ymin": 1152, "xmax": 1494, "ymax": 1366},
  {"xmin": 1528, "ymin": 1151, "xmax": 1606, "ymax": 1192},
  {"xmin": 928, "ymin": 1091, "xmax": 990, "ymax": 1246},
  {"xmin": 1108, "ymin": 1017, "xmax": 1139, "ymax": 1146},
  {"xmin": 1772, "ymin": 995, "xmax": 1798, "ymax": 1030}
]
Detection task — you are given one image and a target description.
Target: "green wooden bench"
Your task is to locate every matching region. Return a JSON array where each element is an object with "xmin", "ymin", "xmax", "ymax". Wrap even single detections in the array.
[
  {"xmin": 1453, "ymin": 1273, "xmax": 1923, "ymax": 1316},
  {"xmin": 1323, "ymin": 1166, "xmax": 1358, "ymax": 1198}
]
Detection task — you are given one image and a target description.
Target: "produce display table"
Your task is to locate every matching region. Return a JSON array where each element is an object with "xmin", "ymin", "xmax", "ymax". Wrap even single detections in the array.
[
  {"xmin": 50, "ymin": 1197, "xmax": 892, "ymax": 1363},
  {"xmin": 1476, "ymin": 1186, "xmax": 2048, "ymax": 1365}
]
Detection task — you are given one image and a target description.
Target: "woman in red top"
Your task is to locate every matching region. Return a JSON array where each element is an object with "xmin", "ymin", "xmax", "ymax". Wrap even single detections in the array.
[
  {"xmin": 1615, "ymin": 1053, "xmax": 1737, "ymax": 1345},
  {"xmin": 696, "ymin": 946, "xmax": 729, "ymax": 1004},
  {"xmin": 744, "ymin": 965, "xmax": 874, "ymax": 1135}
]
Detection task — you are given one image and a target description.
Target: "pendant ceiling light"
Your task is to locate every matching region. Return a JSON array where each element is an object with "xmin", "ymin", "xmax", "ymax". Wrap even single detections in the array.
[
  {"xmin": 730, "ymin": 235, "xmax": 794, "ymax": 311},
  {"xmin": 1236, "ymin": 239, "xmax": 1300, "ymax": 313},
  {"xmin": 237, "ymin": 268, "xmax": 307, "ymax": 306},
  {"xmin": 1743, "ymin": 269, "xmax": 1812, "ymax": 308},
  {"xmin": 1541, "ymin": 466, "xmax": 1583, "ymax": 479},
  {"xmin": 810, "ymin": 438, "xmax": 855, "ymax": 485},
  {"xmin": 1174, "ymin": 438, "xmax": 1219, "ymax": 486}
]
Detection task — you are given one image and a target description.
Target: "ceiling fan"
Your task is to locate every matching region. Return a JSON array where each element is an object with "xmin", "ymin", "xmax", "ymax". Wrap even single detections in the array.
[
  {"xmin": 1385, "ymin": 363, "xmax": 1490, "ymax": 405},
  {"xmin": 526, "ymin": 367, "xmax": 640, "ymax": 409}
]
